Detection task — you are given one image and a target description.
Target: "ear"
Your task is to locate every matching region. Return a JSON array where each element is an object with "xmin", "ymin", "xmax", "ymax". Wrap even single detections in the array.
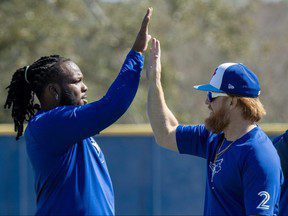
[
  {"xmin": 229, "ymin": 97, "xmax": 238, "ymax": 110},
  {"xmin": 47, "ymin": 83, "xmax": 61, "ymax": 101}
]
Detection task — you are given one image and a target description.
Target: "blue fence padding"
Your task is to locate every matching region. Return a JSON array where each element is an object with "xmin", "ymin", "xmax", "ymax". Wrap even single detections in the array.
[{"xmin": 0, "ymin": 134, "xmax": 280, "ymax": 215}]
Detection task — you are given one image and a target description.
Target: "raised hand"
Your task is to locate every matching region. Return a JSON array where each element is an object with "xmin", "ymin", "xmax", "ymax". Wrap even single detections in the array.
[
  {"xmin": 146, "ymin": 38, "xmax": 179, "ymax": 152},
  {"xmin": 132, "ymin": 7, "xmax": 153, "ymax": 54},
  {"xmin": 147, "ymin": 38, "xmax": 161, "ymax": 81}
]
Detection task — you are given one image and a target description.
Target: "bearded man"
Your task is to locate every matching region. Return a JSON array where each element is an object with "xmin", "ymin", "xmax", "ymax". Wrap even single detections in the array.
[{"xmin": 146, "ymin": 38, "xmax": 283, "ymax": 215}]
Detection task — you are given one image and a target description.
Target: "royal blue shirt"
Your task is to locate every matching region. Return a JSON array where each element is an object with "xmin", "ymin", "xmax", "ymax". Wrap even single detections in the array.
[
  {"xmin": 176, "ymin": 124, "xmax": 283, "ymax": 216},
  {"xmin": 24, "ymin": 50, "xmax": 144, "ymax": 215},
  {"xmin": 273, "ymin": 130, "xmax": 288, "ymax": 216}
]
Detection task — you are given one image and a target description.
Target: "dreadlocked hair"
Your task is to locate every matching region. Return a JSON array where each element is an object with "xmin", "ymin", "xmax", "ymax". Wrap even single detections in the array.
[{"xmin": 5, "ymin": 55, "xmax": 70, "ymax": 140}]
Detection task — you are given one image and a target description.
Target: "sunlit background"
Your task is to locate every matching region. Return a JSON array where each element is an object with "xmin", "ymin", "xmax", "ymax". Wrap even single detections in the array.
[{"xmin": 0, "ymin": 0, "xmax": 287, "ymax": 214}]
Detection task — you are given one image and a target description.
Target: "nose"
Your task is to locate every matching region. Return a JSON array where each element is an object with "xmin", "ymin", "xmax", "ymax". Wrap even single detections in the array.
[{"xmin": 82, "ymin": 82, "xmax": 88, "ymax": 92}]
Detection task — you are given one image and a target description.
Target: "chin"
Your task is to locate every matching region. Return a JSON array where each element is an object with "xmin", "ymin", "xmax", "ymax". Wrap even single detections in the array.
[
  {"xmin": 204, "ymin": 108, "xmax": 230, "ymax": 134},
  {"xmin": 79, "ymin": 99, "xmax": 88, "ymax": 105}
]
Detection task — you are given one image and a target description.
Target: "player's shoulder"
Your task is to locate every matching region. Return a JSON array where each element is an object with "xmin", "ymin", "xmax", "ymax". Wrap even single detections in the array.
[
  {"xmin": 26, "ymin": 106, "xmax": 73, "ymax": 139},
  {"xmin": 239, "ymin": 126, "xmax": 272, "ymax": 148},
  {"xmin": 237, "ymin": 126, "xmax": 279, "ymax": 161},
  {"xmin": 246, "ymin": 141, "xmax": 278, "ymax": 161},
  {"xmin": 28, "ymin": 106, "xmax": 73, "ymax": 124},
  {"xmin": 273, "ymin": 130, "xmax": 288, "ymax": 145}
]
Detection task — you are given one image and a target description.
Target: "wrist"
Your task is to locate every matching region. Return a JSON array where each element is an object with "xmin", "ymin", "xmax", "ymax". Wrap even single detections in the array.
[
  {"xmin": 148, "ymin": 78, "xmax": 162, "ymax": 88},
  {"xmin": 131, "ymin": 49, "xmax": 143, "ymax": 55}
]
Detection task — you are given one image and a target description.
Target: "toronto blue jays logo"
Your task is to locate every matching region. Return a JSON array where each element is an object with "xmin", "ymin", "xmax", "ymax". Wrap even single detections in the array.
[
  {"xmin": 212, "ymin": 68, "xmax": 218, "ymax": 76},
  {"xmin": 209, "ymin": 158, "xmax": 224, "ymax": 182},
  {"xmin": 90, "ymin": 137, "xmax": 101, "ymax": 155},
  {"xmin": 89, "ymin": 137, "xmax": 105, "ymax": 163}
]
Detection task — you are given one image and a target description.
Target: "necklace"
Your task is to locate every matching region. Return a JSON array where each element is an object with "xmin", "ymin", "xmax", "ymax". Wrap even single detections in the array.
[
  {"xmin": 213, "ymin": 138, "xmax": 236, "ymax": 164},
  {"xmin": 210, "ymin": 138, "xmax": 236, "ymax": 183}
]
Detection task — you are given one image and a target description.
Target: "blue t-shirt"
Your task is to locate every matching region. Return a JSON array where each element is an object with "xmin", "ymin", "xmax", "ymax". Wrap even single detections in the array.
[
  {"xmin": 273, "ymin": 130, "xmax": 288, "ymax": 216},
  {"xmin": 176, "ymin": 124, "xmax": 283, "ymax": 216},
  {"xmin": 24, "ymin": 50, "xmax": 144, "ymax": 215}
]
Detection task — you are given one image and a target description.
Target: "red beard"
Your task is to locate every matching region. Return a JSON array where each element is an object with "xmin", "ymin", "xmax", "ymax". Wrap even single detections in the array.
[{"xmin": 205, "ymin": 104, "xmax": 230, "ymax": 134}]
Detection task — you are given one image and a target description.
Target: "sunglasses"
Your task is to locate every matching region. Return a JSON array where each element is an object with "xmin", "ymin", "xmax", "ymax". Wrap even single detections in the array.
[{"xmin": 207, "ymin": 91, "xmax": 229, "ymax": 102}]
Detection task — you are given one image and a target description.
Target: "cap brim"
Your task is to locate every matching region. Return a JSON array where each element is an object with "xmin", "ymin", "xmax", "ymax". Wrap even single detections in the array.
[{"xmin": 193, "ymin": 84, "xmax": 224, "ymax": 93}]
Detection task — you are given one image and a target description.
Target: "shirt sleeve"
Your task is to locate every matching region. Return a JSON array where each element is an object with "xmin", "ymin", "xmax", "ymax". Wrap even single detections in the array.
[
  {"xmin": 29, "ymin": 50, "xmax": 144, "ymax": 153},
  {"xmin": 243, "ymin": 147, "xmax": 283, "ymax": 215},
  {"xmin": 176, "ymin": 124, "xmax": 211, "ymax": 158},
  {"xmin": 273, "ymin": 130, "xmax": 288, "ymax": 180}
]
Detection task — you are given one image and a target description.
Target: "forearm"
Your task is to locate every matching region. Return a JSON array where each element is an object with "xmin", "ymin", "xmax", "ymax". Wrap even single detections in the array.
[
  {"xmin": 147, "ymin": 80, "xmax": 179, "ymax": 151},
  {"xmin": 94, "ymin": 50, "xmax": 143, "ymax": 131}
]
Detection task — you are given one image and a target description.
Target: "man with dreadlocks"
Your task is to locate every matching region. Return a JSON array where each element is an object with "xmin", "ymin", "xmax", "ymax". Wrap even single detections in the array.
[{"xmin": 5, "ymin": 8, "xmax": 153, "ymax": 215}]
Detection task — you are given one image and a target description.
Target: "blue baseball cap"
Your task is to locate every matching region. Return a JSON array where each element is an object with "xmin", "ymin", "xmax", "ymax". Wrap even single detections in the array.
[{"xmin": 194, "ymin": 63, "xmax": 261, "ymax": 98}]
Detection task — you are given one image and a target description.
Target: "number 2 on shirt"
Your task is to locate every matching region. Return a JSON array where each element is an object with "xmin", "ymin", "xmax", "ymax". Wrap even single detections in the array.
[{"xmin": 256, "ymin": 191, "xmax": 270, "ymax": 210}]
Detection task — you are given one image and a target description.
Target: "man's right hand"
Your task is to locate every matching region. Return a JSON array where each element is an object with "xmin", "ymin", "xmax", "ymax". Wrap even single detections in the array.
[
  {"xmin": 146, "ymin": 38, "xmax": 179, "ymax": 152},
  {"xmin": 132, "ymin": 8, "xmax": 153, "ymax": 54},
  {"xmin": 146, "ymin": 38, "xmax": 161, "ymax": 82}
]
